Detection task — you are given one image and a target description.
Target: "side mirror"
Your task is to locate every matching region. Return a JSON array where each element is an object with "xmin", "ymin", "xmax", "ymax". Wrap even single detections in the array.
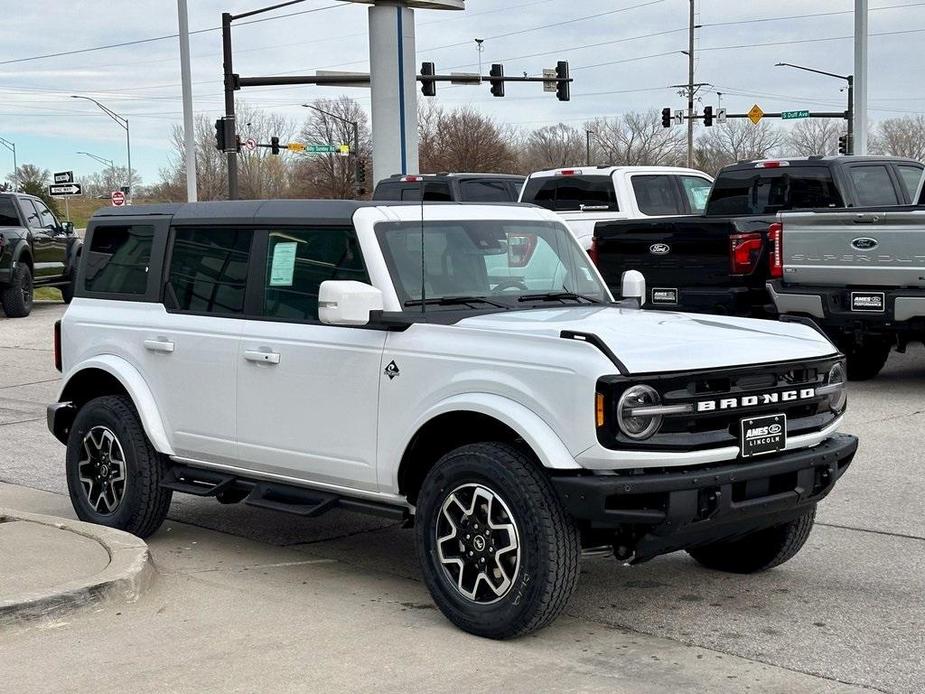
[
  {"xmin": 62, "ymin": 221, "xmax": 75, "ymax": 235},
  {"xmin": 318, "ymin": 281, "xmax": 384, "ymax": 327},
  {"xmin": 621, "ymin": 270, "xmax": 646, "ymax": 308}
]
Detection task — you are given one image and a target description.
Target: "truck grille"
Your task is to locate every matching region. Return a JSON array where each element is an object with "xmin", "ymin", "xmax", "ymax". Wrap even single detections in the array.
[{"xmin": 596, "ymin": 356, "xmax": 842, "ymax": 453}]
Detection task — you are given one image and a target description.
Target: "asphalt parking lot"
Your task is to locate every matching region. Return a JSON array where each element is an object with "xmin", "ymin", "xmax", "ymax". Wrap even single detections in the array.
[{"xmin": 1, "ymin": 302, "xmax": 923, "ymax": 693}]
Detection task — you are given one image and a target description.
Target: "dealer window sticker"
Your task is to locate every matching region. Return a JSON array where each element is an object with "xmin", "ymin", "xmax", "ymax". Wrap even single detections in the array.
[{"xmin": 269, "ymin": 242, "xmax": 297, "ymax": 287}]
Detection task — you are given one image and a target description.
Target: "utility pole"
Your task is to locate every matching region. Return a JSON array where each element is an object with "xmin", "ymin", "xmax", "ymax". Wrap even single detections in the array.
[
  {"xmin": 854, "ymin": 0, "xmax": 869, "ymax": 154},
  {"xmin": 178, "ymin": 0, "xmax": 198, "ymax": 201},
  {"xmin": 0, "ymin": 137, "xmax": 15, "ymax": 184},
  {"xmin": 686, "ymin": 0, "xmax": 695, "ymax": 168},
  {"xmin": 586, "ymin": 130, "xmax": 594, "ymax": 167}
]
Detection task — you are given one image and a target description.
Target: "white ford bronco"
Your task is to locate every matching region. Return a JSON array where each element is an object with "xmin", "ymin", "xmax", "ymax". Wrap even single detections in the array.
[{"xmin": 48, "ymin": 200, "xmax": 857, "ymax": 638}]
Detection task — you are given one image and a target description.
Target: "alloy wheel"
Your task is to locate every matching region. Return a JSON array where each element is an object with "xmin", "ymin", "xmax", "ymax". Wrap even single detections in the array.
[
  {"xmin": 435, "ymin": 483, "xmax": 521, "ymax": 604},
  {"xmin": 77, "ymin": 426, "xmax": 127, "ymax": 515}
]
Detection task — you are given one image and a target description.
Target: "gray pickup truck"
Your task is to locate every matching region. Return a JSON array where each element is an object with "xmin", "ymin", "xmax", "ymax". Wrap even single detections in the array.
[
  {"xmin": 0, "ymin": 192, "xmax": 81, "ymax": 317},
  {"xmin": 768, "ymin": 185, "xmax": 925, "ymax": 379}
]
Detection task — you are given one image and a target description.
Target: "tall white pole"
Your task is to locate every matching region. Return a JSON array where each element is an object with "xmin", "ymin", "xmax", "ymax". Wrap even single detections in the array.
[
  {"xmin": 178, "ymin": 0, "xmax": 198, "ymax": 201},
  {"xmin": 854, "ymin": 0, "xmax": 869, "ymax": 155}
]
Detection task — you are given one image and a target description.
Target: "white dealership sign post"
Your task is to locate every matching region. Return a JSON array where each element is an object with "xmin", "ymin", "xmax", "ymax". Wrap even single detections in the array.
[{"xmin": 343, "ymin": 1, "xmax": 464, "ymax": 185}]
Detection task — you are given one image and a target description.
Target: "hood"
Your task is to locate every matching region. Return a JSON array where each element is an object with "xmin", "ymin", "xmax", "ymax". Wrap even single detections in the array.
[{"xmin": 456, "ymin": 306, "xmax": 837, "ymax": 375}]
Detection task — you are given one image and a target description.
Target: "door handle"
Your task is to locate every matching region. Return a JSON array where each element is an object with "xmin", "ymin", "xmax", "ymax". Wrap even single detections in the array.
[
  {"xmin": 243, "ymin": 350, "xmax": 281, "ymax": 365},
  {"xmin": 143, "ymin": 339, "xmax": 175, "ymax": 353}
]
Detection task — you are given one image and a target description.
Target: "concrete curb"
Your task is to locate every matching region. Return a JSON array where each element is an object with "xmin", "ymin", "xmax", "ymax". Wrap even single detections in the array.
[{"xmin": 0, "ymin": 508, "xmax": 154, "ymax": 624}]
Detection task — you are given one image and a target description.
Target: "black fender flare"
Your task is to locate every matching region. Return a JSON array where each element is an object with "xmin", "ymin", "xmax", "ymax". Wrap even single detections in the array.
[
  {"xmin": 66, "ymin": 238, "xmax": 83, "ymax": 273},
  {"xmin": 11, "ymin": 238, "xmax": 33, "ymax": 271}
]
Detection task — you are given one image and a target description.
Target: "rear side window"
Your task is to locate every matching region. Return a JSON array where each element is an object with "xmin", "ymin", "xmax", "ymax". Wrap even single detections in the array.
[
  {"xmin": 458, "ymin": 179, "xmax": 518, "ymax": 202},
  {"xmin": 0, "ymin": 198, "xmax": 19, "ymax": 226},
  {"xmin": 83, "ymin": 225, "xmax": 154, "ymax": 296},
  {"xmin": 631, "ymin": 175, "xmax": 682, "ymax": 215},
  {"xmin": 848, "ymin": 165, "xmax": 900, "ymax": 206},
  {"xmin": 521, "ymin": 176, "xmax": 617, "ymax": 211},
  {"xmin": 374, "ymin": 182, "xmax": 402, "ymax": 201},
  {"xmin": 166, "ymin": 228, "xmax": 252, "ymax": 315},
  {"xmin": 706, "ymin": 167, "xmax": 843, "ymax": 215},
  {"xmin": 896, "ymin": 165, "xmax": 923, "ymax": 202},
  {"xmin": 262, "ymin": 228, "xmax": 368, "ymax": 322},
  {"xmin": 21, "ymin": 200, "xmax": 42, "ymax": 228},
  {"xmin": 679, "ymin": 175, "xmax": 712, "ymax": 213}
]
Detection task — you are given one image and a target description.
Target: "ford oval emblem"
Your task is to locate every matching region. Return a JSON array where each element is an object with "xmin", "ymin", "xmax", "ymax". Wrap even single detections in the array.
[
  {"xmin": 851, "ymin": 237, "xmax": 879, "ymax": 251},
  {"xmin": 650, "ymin": 243, "xmax": 671, "ymax": 255},
  {"xmin": 768, "ymin": 424, "xmax": 783, "ymax": 435}
]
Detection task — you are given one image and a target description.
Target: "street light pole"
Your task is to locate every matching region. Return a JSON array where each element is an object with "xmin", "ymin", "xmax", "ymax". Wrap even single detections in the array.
[
  {"xmin": 302, "ymin": 103, "xmax": 362, "ymax": 198},
  {"xmin": 178, "ymin": 0, "xmax": 198, "ymax": 202},
  {"xmin": 775, "ymin": 62, "xmax": 854, "ymax": 154},
  {"xmin": 586, "ymin": 130, "xmax": 594, "ymax": 167},
  {"xmin": 70, "ymin": 95, "xmax": 133, "ymax": 200},
  {"xmin": 77, "ymin": 151, "xmax": 117, "ymax": 181},
  {"xmin": 854, "ymin": 0, "xmax": 869, "ymax": 155}
]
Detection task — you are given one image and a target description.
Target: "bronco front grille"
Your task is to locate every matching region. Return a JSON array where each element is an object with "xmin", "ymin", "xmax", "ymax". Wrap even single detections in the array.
[{"xmin": 596, "ymin": 356, "xmax": 842, "ymax": 453}]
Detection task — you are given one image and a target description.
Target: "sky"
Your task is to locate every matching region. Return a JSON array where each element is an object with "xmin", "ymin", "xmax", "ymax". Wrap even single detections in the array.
[{"xmin": 1, "ymin": 0, "xmax": 923, "ymax": 186}]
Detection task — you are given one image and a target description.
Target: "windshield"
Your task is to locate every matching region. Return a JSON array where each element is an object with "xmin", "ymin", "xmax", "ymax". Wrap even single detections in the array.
[{"xmin": 375, "ymin": 220, "xmax": 609, "ymax": 308}]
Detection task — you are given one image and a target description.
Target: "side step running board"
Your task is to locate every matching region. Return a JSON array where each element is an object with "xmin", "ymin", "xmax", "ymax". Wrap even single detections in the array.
[
  {"xmin": 161, "ymin": 465, "xmax": 237, "ymax": 497},
  {"xmin": 244, "ymin": 483, "xmax": 339, "ymax": 517}
]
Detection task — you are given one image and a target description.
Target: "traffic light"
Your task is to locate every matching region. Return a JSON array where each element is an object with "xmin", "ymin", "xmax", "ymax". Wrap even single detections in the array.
[
  {"xmin": 214, "ymin": 118, "xmax": 235, "ymax": 152},
  {"xmin": 555, "ymin": 61, "xmax": 570, "ymax": 102},
  {"xmin": 703, "ymin": 105, "xmax": 714, "ymax": 127},
  {"xmin": 661, "ymin": 107, "xmax": 672, "ymax": 128},
  {"xmin": 489, "ymin": 63, "xmax": 505, "ymax": 98},
  {"xmin": 420, "ymin": 62, "xmax": 436, "ymax": 97},
  {"xmin": 357, "ymin": 161, "xmax": 366, "ymax": 185},
  {"xmin": 270, "ymin": 136, "xmax": 280, "ymax": 155},
  {"xmin": 838, "ymin": 134, "xmax": 850, "ymax": 155}
]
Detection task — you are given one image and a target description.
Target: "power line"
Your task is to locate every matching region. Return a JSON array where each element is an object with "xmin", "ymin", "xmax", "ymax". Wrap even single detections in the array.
[
  {"xmin": 0, "ymin": 3, "xmax": 345, "ymax": 66},
  {"xmin": 701, "ymin": 1, "xmax": 925, "ymax": 29}
]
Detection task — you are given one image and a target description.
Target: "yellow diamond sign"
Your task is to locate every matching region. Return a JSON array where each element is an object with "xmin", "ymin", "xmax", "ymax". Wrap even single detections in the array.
[{"xmin": 747, "ymin": 104, "xmax": 764, "ymax": 125}]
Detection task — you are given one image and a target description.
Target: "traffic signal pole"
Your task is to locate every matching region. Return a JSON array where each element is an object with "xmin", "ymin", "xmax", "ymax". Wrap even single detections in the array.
[
  {"xmin": 222, "ymin": 12, "xmax": 238, "ymax": 200},
  {"xmin": 686, "ymin": 0, "xmax": 695, "ymax": 169}
]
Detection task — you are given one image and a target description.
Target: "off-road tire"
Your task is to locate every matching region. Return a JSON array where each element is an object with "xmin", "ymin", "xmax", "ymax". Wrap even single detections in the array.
[
  {"xmin": 0, "ymin": 264, "xmax": 33, "ymax": 317},
  {"xmin": 415, "ymin": 442, "xmax": 581, "ymax": 639},
  {"xmin": 843, "ymin": 341, "xmax": 891, "ymax": 381},
  {"xmin": 60, "ymin": 265, "xmax": 77, "ymax": 304},
  {"xmin": 66, "ymin": 395, "xmax": 172, "ymax": 539},
  {"xmin": 687, "ymin": 509, "xmax": 816, "ymax": 574}
]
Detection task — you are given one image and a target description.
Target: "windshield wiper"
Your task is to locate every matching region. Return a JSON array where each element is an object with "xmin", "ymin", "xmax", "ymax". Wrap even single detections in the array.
[
  {"xmin": 517, "ymin": 292, "xmax": 603, "ymax": 305},
  {"xmin": 404, "ymin": 295, "xmax": 509, "ymax": 309}
]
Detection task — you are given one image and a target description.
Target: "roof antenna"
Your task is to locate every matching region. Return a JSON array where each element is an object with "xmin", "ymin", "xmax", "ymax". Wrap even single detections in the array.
[{"xmin": 420, "ymin": 176, "xmax": 426, "ymax": 314}]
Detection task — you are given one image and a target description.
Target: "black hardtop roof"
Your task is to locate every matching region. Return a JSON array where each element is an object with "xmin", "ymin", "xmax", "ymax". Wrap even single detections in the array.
[
  {"xmin": 721, "ymin": 155, "xmax": 923, "ymax": 172},
  {"xmin": 382, "ymin": 172, "xmax": 525, "ymax": 181},
  {"xmin": 89, "ymin": 198, "xmax": 528, "ymax": 226}
]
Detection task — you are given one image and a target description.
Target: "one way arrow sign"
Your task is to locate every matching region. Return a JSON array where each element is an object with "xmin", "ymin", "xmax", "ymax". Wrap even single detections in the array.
[{"xmin": 49, "ymin": 183, "xmax": 82, "ymax": 196}]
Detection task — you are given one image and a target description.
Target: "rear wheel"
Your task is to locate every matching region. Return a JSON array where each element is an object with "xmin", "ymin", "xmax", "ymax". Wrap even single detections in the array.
[
  {"xmin": 415, "ymin": 442, "xmax": 581, "ymax": 639},
  {"xmin": 687, "ymin": 509, "xmax": 816, "ymax": 574},
  {"xmin": 66, "ymin": 395, "xmax": 172, "ymax": 539},
  {"xmin": 841, "ymin": 340, "xmax": 891, "ymax": 381},
  {"xmin": 0, "ymin": 264, "xmax": 33, "ymax": 317}
]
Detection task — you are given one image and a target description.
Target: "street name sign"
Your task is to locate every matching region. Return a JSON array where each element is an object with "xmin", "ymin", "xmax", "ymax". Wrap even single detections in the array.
[
  {"xmin": 54, "ymin": 171, "xmax": 74, "ymax": 184},
  {"xmin": 49, "ymin": 183, "xmax": 81, "ymax": 196},
  {"xmin": 747, "ymin": 104, "xmax": 764, "ymax": 125},
  {"xmin": 781, "ymin": 110, "xmax": 811, "ymax": 120},
  {"xmin": 307, "ymin": 144, "xmax": 338, "ymax": 154}
]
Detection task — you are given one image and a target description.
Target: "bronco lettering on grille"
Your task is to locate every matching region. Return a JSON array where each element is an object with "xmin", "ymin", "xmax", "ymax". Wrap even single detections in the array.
[{"xmin": 696, "ymin": 388, "xmax": 815, "ymax": 413}]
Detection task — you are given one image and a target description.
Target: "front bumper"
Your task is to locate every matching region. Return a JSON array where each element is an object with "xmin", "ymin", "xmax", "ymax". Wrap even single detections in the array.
[
  {"xmin": 551, "ymin": 433, "xmax": 857, "ymax": 562},
  {"xmin": 768, "ymin": 280, "xmax": 925, "ymax": 334}
]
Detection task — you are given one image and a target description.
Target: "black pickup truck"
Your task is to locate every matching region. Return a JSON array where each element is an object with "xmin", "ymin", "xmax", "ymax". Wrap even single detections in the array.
[
  {"xmin": 0, "ymin": 193, "xmax": 81, "ymax": 317},
  {"xmin": 592, "ymin": 156, "xmax": 924, "ymax": 317}
]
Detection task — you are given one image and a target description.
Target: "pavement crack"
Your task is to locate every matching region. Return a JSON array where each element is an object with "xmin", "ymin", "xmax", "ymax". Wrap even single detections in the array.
[
  {"xmin": 0, "ymin": 378, "xmax": 59, "ymax": 390},
  {"xmin": 0, "ymin": 417, "xmax": 44, "ymax": 428},
  {"xmin": 281, "ymin": 521, "xmax": 402, "ymax": 547},
  {"xmin": 817, "ymin": 521, "xmax": 925, "ymax": 543},
  {"xmin": 862, "ymin": 408, "xmax": 925, "ymax": 424}
]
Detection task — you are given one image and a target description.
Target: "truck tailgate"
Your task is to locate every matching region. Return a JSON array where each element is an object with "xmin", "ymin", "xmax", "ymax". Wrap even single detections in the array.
[
  {"xmin": 594, "ymin": 218, "xmax": 737, "ymax": 289},
  {"xmin": 780, "ymin": 209, "xmax": 925, "ymax": 288}
]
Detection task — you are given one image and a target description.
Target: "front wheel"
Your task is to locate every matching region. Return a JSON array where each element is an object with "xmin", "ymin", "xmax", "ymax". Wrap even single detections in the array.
[
  {"xmin": 66, "ymin": 395, "xmax": 172, "ymax": 539},
  {"xmin": 687, "ymin": 509, "xmax": 816, "ymax": 574},
  {"xmin": 415, "ymin": 442, "xmax": 581, "ymax": 639}
]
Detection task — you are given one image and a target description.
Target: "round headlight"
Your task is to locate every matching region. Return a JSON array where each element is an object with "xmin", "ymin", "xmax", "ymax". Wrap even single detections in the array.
[
  {"xmin": 827, "ymin": 362, "xmax": 848, "ymax": 413},
  {"xmin": 617, "ymin": 385, "xmax": 663, "ymax": 440}
]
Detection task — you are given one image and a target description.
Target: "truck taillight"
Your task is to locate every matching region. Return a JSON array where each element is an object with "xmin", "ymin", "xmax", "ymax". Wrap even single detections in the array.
[
  {"xmin": 768, "ymin": 222, "xmax": 783, "ymax": 279},
  {"xmin": 54, "ymin": 320, "xmax": 62, "ymax": 372},
  {"xmin": 729, "ymin": 232, "xmax": 763, "ymax": 275},
  {"xmin": 589, "ymin": 237, "xmax": 599, "ymax": 265}
]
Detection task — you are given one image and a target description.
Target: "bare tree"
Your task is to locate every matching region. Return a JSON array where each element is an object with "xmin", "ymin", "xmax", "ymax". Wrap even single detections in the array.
[
  {"xmin": 786, "ymin": 118, "xmax": 842, "ymax": 157},
  {"xmin": 78, "ymin": 167, "xmax": 141, "ymax": 198},
  {"xmin": 418, "ymin": 104, "xmax": 518, "ymax": 174},
  {"xmin": 586, "ymin": 111, "xmax": 686, "ymax": 167},
  {"xmin": 871, "ymin": 115, "xmax": 925, "ymax": 160},
  {"xmin": 520, "ymin": 123, "xmax": 585, "ymax": 171},
  {"xmin": 695, "ymin": 120, "xmax": 786, "ymax": 175},
  {"xmin": 291, "ymin": 97, "xmax": 371, "ymax": 199}
]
